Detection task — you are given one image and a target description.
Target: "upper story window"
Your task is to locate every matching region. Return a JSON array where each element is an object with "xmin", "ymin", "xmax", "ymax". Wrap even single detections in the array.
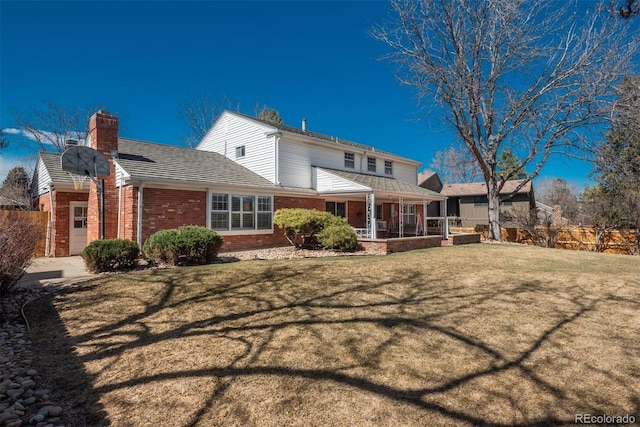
[
  {"xmin": 367, "ymin": 157, "xmax": 376, "ymax": 172},
  {"xmin": 236, "ymin": 145, "xmax": 246, "ymax": 158},
  {"xmin": 384, "ymin": 160, "xmax": 393, "ymax": 175},
  {"xmin": 474, "ymin": 196, "xmax": 488, "ymax": 207},
  {"xmin": 344, "ymin": 152, "xmax": 355, "ymax": 169}
]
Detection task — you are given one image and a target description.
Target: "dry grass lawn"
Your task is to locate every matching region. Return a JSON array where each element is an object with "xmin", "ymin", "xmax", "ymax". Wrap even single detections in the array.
[{"xmin": 26, "ymin": 244, "xmax": 640, "ymax": 426}]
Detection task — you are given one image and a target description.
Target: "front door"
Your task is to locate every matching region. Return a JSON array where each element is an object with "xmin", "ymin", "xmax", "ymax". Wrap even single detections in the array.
[{"xmin": 69, "ymin": 201, "xmax": 88, "ymax": 255}]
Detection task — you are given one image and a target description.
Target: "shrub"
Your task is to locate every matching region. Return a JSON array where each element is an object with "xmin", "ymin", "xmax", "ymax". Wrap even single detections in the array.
[
  {"xmin": 143, "ymin": 229, "xmax": 179, "ymax": 264},
  {"xmin": 317, "ymin": 224, "xmax": 358, "ymax": 251},
  {"xmin": 0, "ymin": 211, "xmax": 41, "ymax": 293},
  {"xmin": 143, "ymin": 226, "xmax": 223, "ymax": 266},
  {"xmin": 80, "ymin": 239, "xmax": 140, "ymax": 273},
  {"xmin": 274, "ymin": 208, "xmax": 347, "ymax": 248}
]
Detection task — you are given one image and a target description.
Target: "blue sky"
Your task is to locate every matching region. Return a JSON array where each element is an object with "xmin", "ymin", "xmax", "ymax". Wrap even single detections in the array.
[{"xmin": 1, "ymin": 1, "xmax": 600, "ymax": 189}]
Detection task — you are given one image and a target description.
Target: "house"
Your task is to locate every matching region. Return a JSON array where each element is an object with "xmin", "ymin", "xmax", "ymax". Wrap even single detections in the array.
[
  {"xmin": 32, "ymin": 110, "xmax": 446, "ymax": 256},
  {"xmin": 420, "ymin": 176, "xmax": 536, "ymax": 228}
]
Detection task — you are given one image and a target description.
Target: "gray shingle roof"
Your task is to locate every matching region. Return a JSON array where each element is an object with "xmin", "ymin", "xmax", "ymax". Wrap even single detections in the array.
[
  {"xmin": 115, "ymin": 139, "xmax": 278, "ymax": 189},
  {"xmin": 40, "ymin": 151, "xmax": 74, "ymax": 183},
  {"xmin": 38, "ymin": 140, "xmax": 278, "ymax": 190},
  {"xmin": 317, "ymin": 167, "xmax": 446, "ymax": 199},
  {"xmin": 440, "ymin": 179, "xmax": 532, "ymax": 197},
  {"xmin": 229, "ymin": 111, "xmax": 419, "ymax": 164}
]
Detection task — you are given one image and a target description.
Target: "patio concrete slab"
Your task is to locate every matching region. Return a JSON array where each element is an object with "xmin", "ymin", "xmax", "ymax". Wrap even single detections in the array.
[{"xmin": 17, "ymin": 256, "xmax": 97, "ymax": 289}]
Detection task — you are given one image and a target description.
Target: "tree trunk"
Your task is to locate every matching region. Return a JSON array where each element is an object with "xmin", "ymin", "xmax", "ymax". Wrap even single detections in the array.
[{"xmin": 487, "ymin": 176, "xmax": 501, "ymax": 241}]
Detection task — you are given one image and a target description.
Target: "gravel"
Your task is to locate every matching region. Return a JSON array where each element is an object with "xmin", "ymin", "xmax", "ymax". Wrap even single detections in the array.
[{"xmin": 1, "ymin": 287, "xmax": 66, "ymax": 427}]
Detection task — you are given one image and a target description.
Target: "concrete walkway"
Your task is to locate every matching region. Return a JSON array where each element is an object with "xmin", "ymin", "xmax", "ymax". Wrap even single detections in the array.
[{"xmin": 17, "ymin": 256, "xmax": 97, "ymax": 289}]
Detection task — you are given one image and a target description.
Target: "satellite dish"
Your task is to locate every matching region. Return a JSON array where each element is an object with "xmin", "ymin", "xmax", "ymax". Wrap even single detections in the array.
[{"xmin": 60, "ymin": 145, "xmax": 110, "ymax": 177}]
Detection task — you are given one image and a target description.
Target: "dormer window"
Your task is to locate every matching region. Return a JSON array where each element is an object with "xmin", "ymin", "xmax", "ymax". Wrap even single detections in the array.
[
  {"xmin": 344, "ymin": 152, "xmax": 355, "ymax": 169},
  {"xmin": 384, "ymin": 160, "xmax": 393, "ymax": 175},
  {"xmin": 367, "ymin": 157, "xmax": 376, "ymax": 172}
]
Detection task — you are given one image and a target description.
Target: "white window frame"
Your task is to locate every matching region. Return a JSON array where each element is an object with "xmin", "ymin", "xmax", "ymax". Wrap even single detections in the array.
[
  {"xmin": 384, "ymin": 160, "xmax": 393, "ymax": 175},
  {"xmin": 236, "ymin": 145, "xmax": 246, "ymax": 158},
  {"xmin": 344, "ymin": 152, "xmax": 355, "ymax": 169},
  {"xmin": 208, "ymin": 192, "xmax": 273, "ymax": 234},
  {"xmin": 403, "ymin": 204, "xmax": 416, "ymax": 225},
  {"xmin": 367, "ymin": 157, "xmax": 376, "ymax": 172}
]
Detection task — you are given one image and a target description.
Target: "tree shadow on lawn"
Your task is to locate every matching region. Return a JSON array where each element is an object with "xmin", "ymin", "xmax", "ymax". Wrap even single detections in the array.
[
  {"xmin": 27, "ymin": 260, "xmax": 640, "ymax": 427},
  {"xmin": 25, "ymin": 291, "xmax": 110, "ymax": 426}
]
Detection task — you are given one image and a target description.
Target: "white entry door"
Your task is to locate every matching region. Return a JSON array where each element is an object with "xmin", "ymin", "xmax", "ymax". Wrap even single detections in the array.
[{"xmin": 69, "ymin": 201, "xmax": 88, "ymax": 255}]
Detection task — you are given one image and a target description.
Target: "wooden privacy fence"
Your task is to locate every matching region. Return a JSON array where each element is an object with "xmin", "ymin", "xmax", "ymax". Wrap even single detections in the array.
[
  {"xmin": 0, "ymin": 210, "xmax": 49, "ymax": 257},
  {"xmin": 450, "ymin": 225, "xmax": 640, "ymax": 256}
]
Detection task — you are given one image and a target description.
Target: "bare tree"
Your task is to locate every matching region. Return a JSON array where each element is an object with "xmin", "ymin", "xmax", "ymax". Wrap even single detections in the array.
[
  {"xmin": 181, "ymin": 96, "xmax": 236, "ymax": 147},
  {"xmin": 429, "ymin": 145, "xmax": 481, "ymax": 183},
  {"xmin": 13, "ymin": 100, "xmax": 96, "ymax": 153},
  {"xmin": 373, "ymin": 0, "xmax": 637, "ymax": 240}
]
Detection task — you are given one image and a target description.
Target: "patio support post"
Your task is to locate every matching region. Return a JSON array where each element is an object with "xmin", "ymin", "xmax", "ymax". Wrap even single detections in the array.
[
  {"xmin": 423, "ymin": 200, "xmax": 428, "ymax": 236},
  {"xmin": 441, "ymin": 199, "xmax": 449, "ymax": 240},
  {"xmin": 369, "ymin": 192, "xmax": 376, "ymax": 239},
  {"xmin": 399, "ymin": 197, "xmax": 404, "ymax": 238}
]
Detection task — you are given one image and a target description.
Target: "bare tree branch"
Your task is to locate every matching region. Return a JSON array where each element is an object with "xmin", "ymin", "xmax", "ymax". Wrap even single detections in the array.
[
  {"xmin": 13, "ymin": 100, "xmax": 97, "ymax": 153},
  {"xmin": 372, "ymin": 0, "xmax": 638, "ymax": 240}
]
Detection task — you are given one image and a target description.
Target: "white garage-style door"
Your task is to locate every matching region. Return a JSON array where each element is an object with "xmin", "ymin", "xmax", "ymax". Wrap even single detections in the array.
[{"xmin": 69, "ymin": 201, "xmax": 88, "ymax": 255}]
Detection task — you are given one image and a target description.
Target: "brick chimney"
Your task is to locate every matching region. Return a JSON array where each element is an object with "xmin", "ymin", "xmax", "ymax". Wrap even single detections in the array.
[{"xmin": 87, "ymin": 110, "xmax": 119, "ymax": 244}]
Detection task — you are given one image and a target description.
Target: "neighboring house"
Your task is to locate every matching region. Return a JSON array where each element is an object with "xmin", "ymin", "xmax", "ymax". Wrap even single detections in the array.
[
  {"xmin": 0, "ymin": 195, "xmax": 29, "ymax": 210},
  {"xmin": 536, "ymin": 201, "xmax": 569, "ymax": 226},
  {"xmin": 420, "ymin": 176, "xmax": 536, "ymax": 228},
  {"xmin": 33, "ymin": 110, "xmax": 446, "ymax": 256}
]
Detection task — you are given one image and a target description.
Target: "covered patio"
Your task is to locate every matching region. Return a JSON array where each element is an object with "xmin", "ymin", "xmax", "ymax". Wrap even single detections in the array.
[{"xmin": 314, "ymin": 167, "xmax": 449, "ymax": 241}]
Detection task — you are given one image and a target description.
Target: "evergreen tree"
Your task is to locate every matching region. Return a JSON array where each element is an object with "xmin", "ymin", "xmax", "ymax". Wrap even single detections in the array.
[{"xmin": 497, "ymin": 149, "xmax": 526, "ymax": 180}]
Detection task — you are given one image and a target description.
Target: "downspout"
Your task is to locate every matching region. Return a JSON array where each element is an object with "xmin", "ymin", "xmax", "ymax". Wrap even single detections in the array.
[
  {"xmin": 274, "ymin": 134, "xmax": 281, "ymax": 185},
  {"xmin": 46, "ymin": 184, "xmax": 54, "ymax": 256},
  {"xmin": 117, "ymin": 182, "xmax": 122, "ymax": 239},
  {"xmin": 137, "ymin": 182, "xmax": 144, "ymax": 249}
]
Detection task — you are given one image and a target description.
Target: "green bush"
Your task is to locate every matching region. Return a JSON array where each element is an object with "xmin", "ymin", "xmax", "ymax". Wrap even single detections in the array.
[
  {"xmin": 143, "ymin": 226, "xmax": 223, "ymax": 266},
  {"xmin": 143, "ymin": 229, "xmax": 179, "ymax": 264},
  {"xmin": 317, "ymin": 224, "xmax": 358, "ymax": 251},
  {"xmin": 274, "ymin": 208, "xmax": 348, "ymax": 248},
  {"xmin": 80, "ymin": 239, "xmax": 140, "ymax": 273}
]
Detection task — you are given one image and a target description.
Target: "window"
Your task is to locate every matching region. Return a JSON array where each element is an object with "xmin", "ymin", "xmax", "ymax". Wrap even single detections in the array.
[
  {"xmin": 232, "ymin": 195, "xmax": 254, "ymax": 229},
  {"xmin": 367, "ymin": 157, "xmax": 376, "ymax": 172},
  {"xmin": 403, "ymin": 204, "xmax": 416, "ymax": 225},
  {"xmin": 326, "ymin": 201, "xmax": 346, "ymax": 218},
  {"xmin": 344, "ymin": 152, "xmax": 355, "ymax": 169},
  {"xmin": 500, "ymin": 200, "xmax": 513, "ymax": 206},
  {"xmin": 474, "ymin": 196, "xmax": 488, "ymax": 207},
  {"xmin": 73, "ymin": 206, "xmax": 88, "ymax": 229},
  {"xmin": 375, "ymin": 204, "xmax": 383, "ymax": 220},
  {"xmin": 210, "ymin": 193, "xmax": 273, "ymax": 231},
  {"xmin": 384, "ymin": 160, "xmax": 393, "ymax": 175},
  {"xmin": 236, "ymin": 145, "xmax": 246, "ymax": 158},
  {"xmin": 211, "ymin": 193, "xmax": 230, "ymax": 230},
  {"xmin": 257, "ymin": 196, "xmax": 272, "ymax": 229}
]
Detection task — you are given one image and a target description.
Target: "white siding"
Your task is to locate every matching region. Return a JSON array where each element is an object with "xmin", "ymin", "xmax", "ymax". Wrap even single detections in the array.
[
  {"xmin": 198, "ymin": 112, "xmax": 276, "ymax": 183},
  {"xmin": 114, "ymin": 163, "xmax": 130, "ymax": 187},
  {"xmin": 315, "ymin": 168, "xmax": 370, "ymax": 193},
  {"xmin": 393, "ymin": 162, "xmax": 419, "ymax": 184},
  {"xmin": 279, "ymin": 136, "xmax": 420, "ymax": 189},
  {"xmin": 32, "ymin": 157, "xmax": 52, "ymax": 196}
]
